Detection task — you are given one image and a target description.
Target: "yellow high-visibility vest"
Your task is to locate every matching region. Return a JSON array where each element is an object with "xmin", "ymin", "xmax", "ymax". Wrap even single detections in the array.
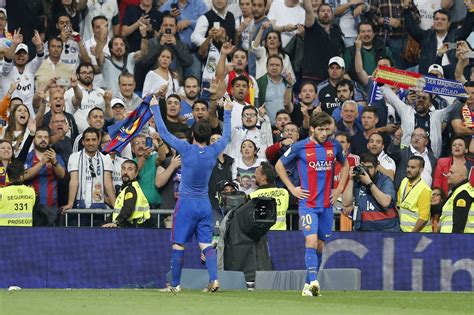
[
  {"xmin": 397, "ymin": 178, "xmax": 432, "ymax": 233},
  {"xmin": 249, "ymin": 187, "xmax": 289, "ymax": 230},
  {"xmin": 113, "ymin": 181, "xmax": 150, "ymax": 225},
  {"xmin": 0, "ymin": 184, "xmax": 35, "ymax": 226},
  {"xmin": 440, "ymin": 182, "xmax": 474, "ymax": 233}
]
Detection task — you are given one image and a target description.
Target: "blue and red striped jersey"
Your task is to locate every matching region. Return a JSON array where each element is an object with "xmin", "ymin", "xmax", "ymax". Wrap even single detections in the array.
[
  {"xmin": 25, "ymin": 151, "xmax": 65, "ymax": 207},
  {"xmin": 279, "ymin": 138, "xmax": 346, "ymax": 209}
]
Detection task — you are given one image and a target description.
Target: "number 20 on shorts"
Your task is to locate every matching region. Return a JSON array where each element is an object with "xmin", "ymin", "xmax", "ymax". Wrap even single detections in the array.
[{"xmin": 301, "ymin": 214, "xmax": 312, "ymax": 226}]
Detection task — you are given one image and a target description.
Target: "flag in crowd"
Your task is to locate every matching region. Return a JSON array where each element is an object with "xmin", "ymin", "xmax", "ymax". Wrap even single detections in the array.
[{"xmin": 102, "ymin": 96, "xmax": 153, "ymax": 154}]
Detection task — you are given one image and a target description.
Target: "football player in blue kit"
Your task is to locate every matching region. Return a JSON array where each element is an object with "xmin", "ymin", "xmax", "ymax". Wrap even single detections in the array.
[{"xmin": 150, "ymin": 95, "xmax": 232, "ymax": 292}]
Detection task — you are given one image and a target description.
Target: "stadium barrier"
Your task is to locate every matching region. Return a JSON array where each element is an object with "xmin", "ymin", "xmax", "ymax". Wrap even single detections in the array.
[
  {"xmin": 1, "ymin": 228, "xmax": 472, "ymax": 291},
  {"xmin": 64, "ymin": 208, "xmax": 304, "ymax": 230}
]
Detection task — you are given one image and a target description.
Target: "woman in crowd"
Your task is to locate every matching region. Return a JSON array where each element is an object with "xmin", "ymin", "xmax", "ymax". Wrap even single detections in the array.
[
  {"xmin": 433, "ymin": 136, "xmax": 473, "ymax": 195},
  {"xmin": 2, "ymin": 103, "xmax": 32, "ymax": 157},
  {"xmin": 430, "ymin": 187, "xmax": 447, "ymax": 233},
  {"xmin": 251, "ymin": 22, "xmax": 294, "ymax": 80},
  {"xmin": 0, "ymin": 139, "xmax": 13, "ymax": 186},
  {"xmin": 232, "ymin": 139, "xmax": 266, "ymax": 194},
  {"xmin": 142, "ymin": 47, "xmax": 181, "ymax": 97}
]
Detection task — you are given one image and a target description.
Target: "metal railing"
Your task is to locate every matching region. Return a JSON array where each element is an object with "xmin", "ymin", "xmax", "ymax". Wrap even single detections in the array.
[
  {"xmin": 64, "ymin": 208, "xmax": 343, "ymax": 230},
  {"xmin": 64, "ymin": 209, "xmax": 174, "ymax": 227}
]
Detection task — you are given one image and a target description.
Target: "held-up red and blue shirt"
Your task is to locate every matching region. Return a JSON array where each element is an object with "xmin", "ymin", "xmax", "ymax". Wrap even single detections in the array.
[{"xmin": 279, "ymin": 138, "xmax": 346, "ymax": 209}]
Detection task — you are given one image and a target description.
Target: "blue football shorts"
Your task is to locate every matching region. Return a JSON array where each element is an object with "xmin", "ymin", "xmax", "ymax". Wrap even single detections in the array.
[
  {"xmin": 299, "ymin": 206, "xmax": 333, "ymax": 241},
  {"xmin": 171, "ymin": 197, "xmax": 213, "ymax": 245}
]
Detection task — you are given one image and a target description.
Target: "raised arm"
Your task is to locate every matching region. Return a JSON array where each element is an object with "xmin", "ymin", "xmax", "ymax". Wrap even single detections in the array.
[
  {"xmin": 354, "ymin": 36, "xmax": 369, "ymax": 86},
  {"xmin": 150, "ymin": 96, "xmax": 187, "ymax": 154},
  {"xmin": 210, "ymin": 101, "xmax": 233, "ymax": 153},
  {"xmin": 216, "ymin": 42, "xmax": 234, "ymax": 81},
  {"xmin": 402, "ymin": 1, "xmax": 425, "ymax": 43},
  {"xmin": 303, "ymin": 0, "xmax": 316, "ymax": 28}
]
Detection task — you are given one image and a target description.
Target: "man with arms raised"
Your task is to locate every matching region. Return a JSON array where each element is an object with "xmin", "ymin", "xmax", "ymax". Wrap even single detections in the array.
[{"xmin": 150, "ymin": 94, "xmax": 233, "ymax": 292}]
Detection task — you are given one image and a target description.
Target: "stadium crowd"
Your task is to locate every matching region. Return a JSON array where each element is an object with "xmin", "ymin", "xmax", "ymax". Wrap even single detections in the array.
[{"xmin": 0, "ymin": 0, "xmax": 473, "ymax": 233}]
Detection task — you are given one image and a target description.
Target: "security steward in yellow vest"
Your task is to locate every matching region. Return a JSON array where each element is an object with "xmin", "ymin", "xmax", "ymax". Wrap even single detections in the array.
[
  {"xmin": 249, "ymin": 162, "xmax": 289, "ymax": 230},
  {"xmin": 0, "ymin": 160, "xmax": 39, "ymax": 227},
  {"xmin": 439, "ymin": 164, "xmax": 474, "ymax": 233},
  {"xmin": 102, "ymin": 160, "xmax": 150, "ymax": 228},
  {"xmin": 397, "ymin": 156, "xmax": 432, "ymax": 233}
]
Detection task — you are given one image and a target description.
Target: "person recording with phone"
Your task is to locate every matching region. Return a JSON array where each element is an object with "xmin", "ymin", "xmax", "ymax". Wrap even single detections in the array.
[
  {"xmin": 342, "ymin": 152, "xmax": 400, "ymax": 232},
  {"xmin": 401, "ymin": 0, "xmax": 474, "ymax": 79},
  {"xmin": 136, "ymin": 14, "xmax": 192, "ymax": 90}
]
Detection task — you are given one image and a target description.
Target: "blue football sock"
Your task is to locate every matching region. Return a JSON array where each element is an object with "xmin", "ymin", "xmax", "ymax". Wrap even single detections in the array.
[
  {"xmin": 171, "ymin": 249, "xmax": 184, "ymax": 287},
  {"xmin": 316, "ymin": 251, "xmax": 323, "ymax": 272},
  {"xmin": 203, "ymin": 246, "xmax": 218, "ymax": 282},
  {"xmin": 305, "ymin": 248, "xmax": 318, "ymax": 282}
]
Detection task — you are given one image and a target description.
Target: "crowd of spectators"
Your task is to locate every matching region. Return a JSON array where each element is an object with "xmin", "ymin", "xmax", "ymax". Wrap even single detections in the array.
[{"xmin": 0, "ymin": 0, "xmax": 473, "ymax": 232}]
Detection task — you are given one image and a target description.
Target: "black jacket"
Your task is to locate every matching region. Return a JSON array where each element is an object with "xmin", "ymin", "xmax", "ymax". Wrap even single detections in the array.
[{"xmin": 404, "ymin": 9, "xmax": 474, "ymax": 79}]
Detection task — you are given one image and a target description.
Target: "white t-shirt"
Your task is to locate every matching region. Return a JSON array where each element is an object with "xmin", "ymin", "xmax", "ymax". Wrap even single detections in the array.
[
  {"xmin": 64, "ymin": 84, "xmax": 106, "ymax": 133},
  {"xmin": 232, "ymin": 157, "xmax": 266, "ymax": 194},
  {"xmin": 230, "ymin": 100, "xmax": 249, "ymax": 129},
  {"xmin": 60, "ymin": 39, "xmax": 81, "ymax": 69},
  {"xmin": 414, "ymin": 0, "xmax": 440, "ymax": 30},
  {"xmin": 436, "ymin": 34, "xmax": 450, "ymax": 66},
  {"xmin": 68, "ymin": 150, "xmax": 113, "ymax": 208},
  {"xmin": 267, "ymin": 2, "xmax": 305, "ymax": 47},
  {"xmin": 142, "ymin": 70, "xmax": 181, "ymax": 98},
  {"xmin": 84, "ymin": 36, "xmax": 111, "ymax": 88},
  {"xmin": 410, "ymin": 145, "xmax": 433, "ymax": 187},
  {"xmin": 378, "ymin": 151, "xmax": 396, "ymax": 173},
  {"xmin": 235, "ymin": 16, "xmax": 254, "ymax": 50},
  {"xmin": 81, "ymin": 0, "xmax": 119, "ymax": 40},
  {"xmin": 251, "ymin": 45, "xmax": 295, "ymax": 80},
  {"xmin": 1, "ymin": 55, "xmax": 44, "ymax": 116},
  {"xmin": 102, "ymin": 52, "xmax": 136, "ymax": 96},
  {"xmin": 111, "ymin": 155, "xmax": 126, "ymax": 193}
]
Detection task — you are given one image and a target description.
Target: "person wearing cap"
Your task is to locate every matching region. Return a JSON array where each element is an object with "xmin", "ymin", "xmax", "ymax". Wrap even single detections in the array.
[
  {"xmin": 106, "ymin": 98, "xmax": 127, "ymax": 128},
  {"xmin": 316, "ymin": 56, "xmax": 366, "ymax": 115},
  {"xmin": 427, "ymin": 64, "xmax": 450, "ymax": 110},
  {"xmin": 2, "ymin": 28, "xmax": 44, "ymax": 117},
  {"xmin": 402, "ymin": 0, "xmax": 474, "ymax": 79}
]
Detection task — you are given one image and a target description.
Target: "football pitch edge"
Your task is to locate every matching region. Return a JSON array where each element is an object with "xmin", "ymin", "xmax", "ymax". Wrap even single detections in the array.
[{"xmin": 1, "ymin": 289, "xmax": 473, "ymax": 315}]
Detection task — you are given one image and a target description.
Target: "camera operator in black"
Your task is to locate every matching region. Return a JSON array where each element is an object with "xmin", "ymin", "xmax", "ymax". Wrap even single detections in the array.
[{"xmin": 342, "ymin": 153, "xmax": 400, "ymax": 232}]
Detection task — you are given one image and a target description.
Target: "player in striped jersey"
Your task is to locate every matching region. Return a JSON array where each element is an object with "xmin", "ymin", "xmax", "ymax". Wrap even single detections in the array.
[{"xmin": 276, "ymin": 112, "xmax": 349, "ymax": 297}]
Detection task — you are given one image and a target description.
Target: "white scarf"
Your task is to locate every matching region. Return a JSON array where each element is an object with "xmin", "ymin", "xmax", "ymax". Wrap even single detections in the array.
[{"xmin": 76, "ymin": 150, "xmax": 106, "ymax": 208}]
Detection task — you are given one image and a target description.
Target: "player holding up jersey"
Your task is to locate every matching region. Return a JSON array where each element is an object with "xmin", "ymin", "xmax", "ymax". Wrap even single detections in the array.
[{"xmin": 150, "ymin": 93, "xmax": 232, "ymax": 293}]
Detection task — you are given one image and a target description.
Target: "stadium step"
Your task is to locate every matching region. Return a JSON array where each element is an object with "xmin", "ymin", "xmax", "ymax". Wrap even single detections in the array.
[
  {"xmin": 165, "ymin": 269, "xmax": 247, "ymax": 290},
  {"xmin": 255, "ymin": 269, "xmax": 361, "ymax": 291}
]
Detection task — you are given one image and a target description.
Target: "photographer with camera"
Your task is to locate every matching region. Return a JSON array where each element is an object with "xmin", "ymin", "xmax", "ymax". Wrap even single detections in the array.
[{"xmin": 342, "ymin": 152, "xmax": 400, "ymax": 232}]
